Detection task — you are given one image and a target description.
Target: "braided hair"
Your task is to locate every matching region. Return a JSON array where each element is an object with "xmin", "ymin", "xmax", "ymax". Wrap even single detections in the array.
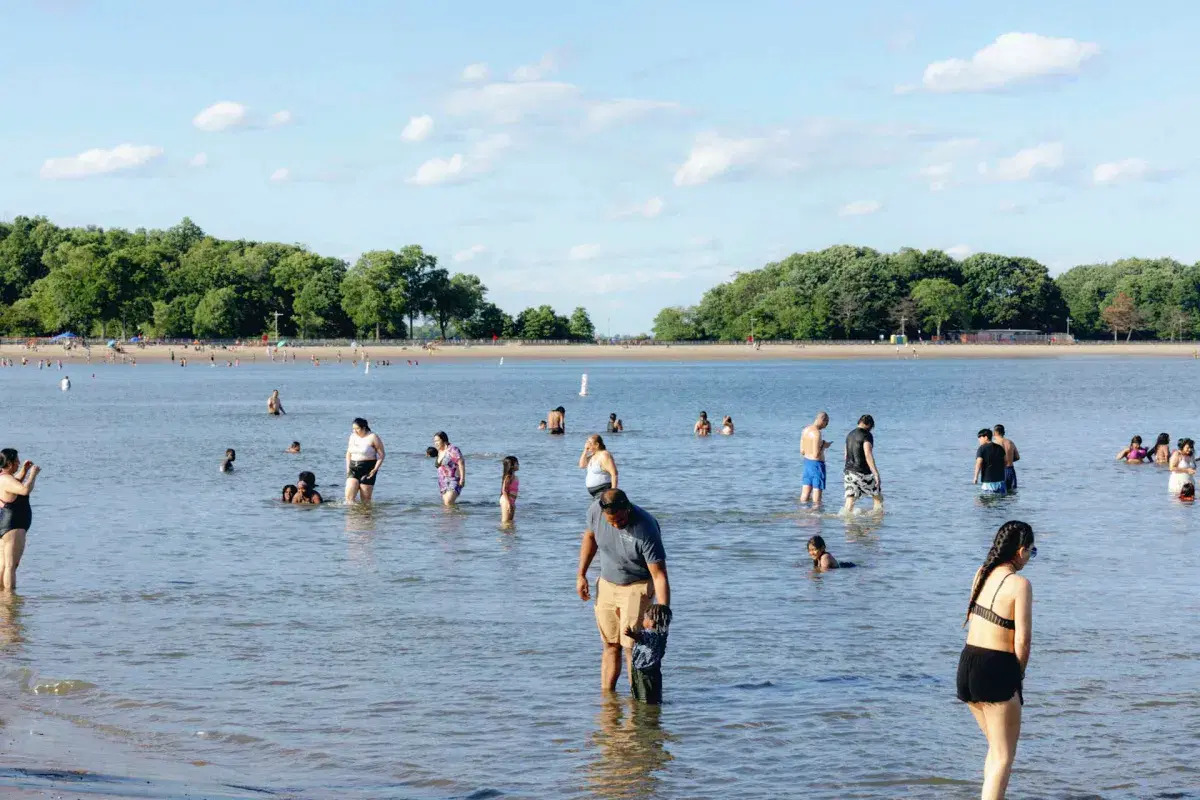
[{"xmin": 964, "ymin": 520, "xmax": 1034, "ymax": 627}]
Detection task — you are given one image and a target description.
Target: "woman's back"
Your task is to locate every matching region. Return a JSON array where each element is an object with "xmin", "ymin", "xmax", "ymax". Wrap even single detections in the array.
[{"xmin": 965, "ymin": 568, "xmax": 1027, "ymax": 652}]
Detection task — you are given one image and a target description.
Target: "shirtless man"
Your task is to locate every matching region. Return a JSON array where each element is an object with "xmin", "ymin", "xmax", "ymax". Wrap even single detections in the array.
[
  {"xmin": 993, "ymin": 424, "xmax": 1020, "ymax": 493},
  {"xmin": 267, "ymin": 390, "xmax": 285, "ymax": 416},
  {"xmin": 800, "ymin": 411, "xmax": 832, "ymax": 504}
]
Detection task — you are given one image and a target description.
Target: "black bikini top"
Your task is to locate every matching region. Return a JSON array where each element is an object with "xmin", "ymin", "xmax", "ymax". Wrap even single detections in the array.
[{"xmin": 971, "ymin": 572, "xmax": 1016, "ymax": 629}]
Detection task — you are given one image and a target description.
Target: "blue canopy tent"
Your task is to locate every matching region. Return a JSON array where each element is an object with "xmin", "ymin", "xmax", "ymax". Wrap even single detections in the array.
[
  {"xmin": 49, "ymin": 332, "xmax": 77, "ymax": 341},
  {"xmin": 129, "ymin": 335, "xmax": 141, "ymax": 343}
]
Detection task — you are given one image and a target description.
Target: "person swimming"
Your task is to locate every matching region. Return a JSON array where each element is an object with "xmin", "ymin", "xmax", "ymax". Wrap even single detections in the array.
[
  {"xmin": 721, "ymin": 416, "xmax": 734, "ymax": 435},
  {"xmin": 607, "ymin": 413, "xmax": 624, "ymax": 433},
  {"xmin": 1150, "ymin": 432, "xmax": 1172, "ymax": 464},
  {"xmin": 538, "ymin": 421, "xmax": 548, "ymax": 431},
  {"xmin": 286, "ymin": 441, "xmax": 301, "ymax": 454},
  {"xmin": 1180, "ymin": 483, "xmax": 1195, "ymax": 502},
  {"xmin": 548, "ymin": 407, "xmax": 566, "ymax": 435},
  {"xmin": 221, "ymin": 449, "xmax": 236, "ymax": 472},
  {"xmin": 694, "ymin": 411, "xmax": 712, "ymax": 437},
  {"xmin": 293, "ymin": 471, "xmax": 323, "ymax": 505},
  {"xmin": 1116, "ymin": 436, "xmax": 1150, "ymax": 463},
  {"xmin": 807, "ymin": 535, "xmax": 855, "ymax": 570},
  {"xmin": 281, "ymin": 484, "xmax": 297, "ymax": 503}
]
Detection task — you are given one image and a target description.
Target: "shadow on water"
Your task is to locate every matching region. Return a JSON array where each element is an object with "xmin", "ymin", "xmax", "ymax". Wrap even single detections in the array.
[{"xmin": 578, "ymin": 696, "xmax": 673, "ymax": 800}]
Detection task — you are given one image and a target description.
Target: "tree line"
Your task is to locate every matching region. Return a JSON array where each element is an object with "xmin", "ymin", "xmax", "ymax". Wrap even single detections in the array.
[
  {"xmin": 0, "ymin": 216, "xmax": 596, "ymax": 342},
  {"xmin": 652, "ymin": 245, "xmax": 1200, "ymax": 342}
]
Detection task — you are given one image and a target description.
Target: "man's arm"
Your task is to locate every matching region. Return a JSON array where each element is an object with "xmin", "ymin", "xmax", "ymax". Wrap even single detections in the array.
[
  {"xmin": 647, "ymin": 560, "xmax": 670, "ymax": 608},
  {"xmin": 864, "ymin": 441, "xmax": 881, "ymax": 489},
  {"xmin": 576, "ymin": 530, "xmax": 597, "ymax": 600},
  {"xmin": 973, "ymin": 456, "xmax": 983, "ymax": 483},
  {"xmin": 1012, "ymin": 443, "xmax": 1020, "ymax": 463}
]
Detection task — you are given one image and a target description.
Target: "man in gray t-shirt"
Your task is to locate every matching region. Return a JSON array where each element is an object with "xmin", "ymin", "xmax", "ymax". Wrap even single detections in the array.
[{"xmin": 577, "ymin": 488, "xmax": 671, "ymax": 692}]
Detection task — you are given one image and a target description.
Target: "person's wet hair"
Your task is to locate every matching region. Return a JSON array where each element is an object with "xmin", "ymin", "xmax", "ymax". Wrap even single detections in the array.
[
  {"xmin": 1156, "ymin": 432, "xmax": 1171, "ymax": 448},
  {"xmin": 434, "ymin": 431, "xmax": 449, "ymax": 446},
  {"xmin": 425, "ymin": 447, "xmax": 438, "ymax": 458},
  {"xmin": 0, "ymin": 448, "xmax": 19, "ymax": 471},
  {"xmin": 590, "ymin": 435, "xmax": 607, "ymax": 451},
  {"xmin": 644, "ymin": 604, "xmax": 672, "ymax": 633},
  {"xmin": 281, "ymin": 484, "xmax": 297, "ymax": 501},
  {"xmin": 699, "ymin": 411, "xmax": 708, "ymax": 420},
  {"xmin": 290, "ymin": 441, "xmax": 300, "ymax": 449},
  {"xmin": 977, "ymin": 429, "xmax": 992, "ymax": 440},
  {"xmin": 609, "ymin": 413, "xmax": 617, "ymax": 421},
  {"xmin": 353, "ymin": 418, "xmax": 370, "ymax": 433},
  {"xmin": 1181, "ymin": 483, "xmax": 1196, "ymax": 500},
  {"xmin": 1181, "ymin": 438, "xmax": 1196, "ymax": 452},
  {"xmin": 298, "ymin": 471, "xmax": 317, "ymax": 487},
  {"xmin": 225, "ymin": 449, "xmax": 236, "ymax": 460},
  {"xmin": 1130, "ymin": 435, "xmax": 1143, "ymax": 447},
  {"xmin": 807, "ymin": 535, "xmax": 827, "ymax": 553},
  {"xmin": 964, "ymin": 521, "xmax": 1035, "ymax": 627},
  {"xmin": 555, "ymin": 406, "xmax": 565, "ymax": 414},
  {"xmin": 993, "ymin": 424, "xmax": 1006, "ymax": 436},
  {"xmin": 502, "ymin": 455, "xmax": 519, "ymax": 480},
  {"xmin": 859, "ymin": 414, "xmax": 875, "ymax": 428}
]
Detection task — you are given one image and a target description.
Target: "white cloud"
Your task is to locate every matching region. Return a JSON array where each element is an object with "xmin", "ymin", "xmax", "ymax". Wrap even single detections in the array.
[
  {"xmin": 674, "ymin": 132, "xmax": 770, "ymax": 187},
  {"xmin": 268, "ymin": 110, "xmax": 293, "ymax": 127},
  {"xmin": 270, "ymin": 167, "xmax": 289, "ymax": 182},
  {"xmin": 511, "ymin": 53, "xmax": 556, "ymax": 82},
  {"xmin": 979, "ymin": 142, "xmax": 1064, "ymax": 181},
  {"xmin": 587, "ymin": 98, "xmax": 682, "ymax": 128},
  {"xmin": 918, "ymin": 33, "xmax": 1100, "ymax": 93},
  {"xmin": 445, "ymin": 81, "xmax": 578, "ymax": 124},
  {"xmin": 616, "ymin": 196, "xmax": 665, "ymax": 219},
  {"xmin": 189, "ymin": 152, "xmax": 208, "ymax": 168},
  {"xmin": 1093, "ymin": 157, "xmax": 1151, "ymax": 186},
  {"xmin": 462, "ymin": 62, "xmax": 490, "ymax": 82},
  {"xmin": 40, "ymin": 143, "xmax": 164, "ymax": 179},
  {"xmin": 945, "ymin": 244, "xmax": 973, "ymax": 260},
  {"xmin": 454, "ymin": 244, "xmax": 488, "ymax": 263},
  {"xmin": 568, "ymin": 243, "xmax": 602, "ymax": 261},
  {"xmin": 919, "ymin": 162, "xmax": 953, "ymax": 191},
  {"xmin": 838, "ymin": 200, "xmax": 883, "ymax": 217},
  {"xmin": 401, "ymin": 115, "xmax": 434, "ymax": 142},
  {"xmin": 406, "ymin": 133, "xmax": 510, "ymax": 186},
  {"xmin": 193, "ymin": 101, "xmax": 248, "ymax": 132}
]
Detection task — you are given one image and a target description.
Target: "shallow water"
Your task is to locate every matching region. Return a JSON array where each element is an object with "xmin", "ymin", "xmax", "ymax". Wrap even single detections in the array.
[{"xmin": 1, "ymin": 357, "xmax": 1198, "ymax": 799}]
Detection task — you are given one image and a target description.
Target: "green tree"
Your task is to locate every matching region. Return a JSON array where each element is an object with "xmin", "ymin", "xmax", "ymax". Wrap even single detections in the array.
[
  {"xmin": 568, "ymin": 307, "xmax": 595, "ymax": 341},
  {"xmin": 294, "ymin": 266, "xmax": 347, "ymax": 338},
  {"xmin": 910, "ymin": 278, "xmax": 967, "ymax": 337},
  {"xmin": 428, "ymin": 273, "xmax": 486, "ymax": 338},
  {"xmin": 192, "ymin": 287, "xmax": 240, "ymax": 338},
  {"xmin": 518, "ymin": 305, "xmax": 569, "ymax": 339},
  {"xmin": 960, "ymin": 253, "xmax": 1065, "ymax": 330},
  {"xmin": 1100, "ymin": 291, "xmax": 1142, "ymax": 342},
  {"xmin": 459, "ymin": 301, "xmax": 514, "ymax": 339},
  {"xmin": 27, "ymin": 244, "xmax": 106, "ymax": 333},
  {"xmin": 397, "ymin": 245, "xmax": 439, "ymax": 336},
  {"xmin": 340, "ymin": 250, "xmax": 408, "ymax": 339},
  {"xmin": 653, "ymin": 306, "xmax": 702, "ymax": 340},
  {"xmin": 152, "ymin": 295, "xmax": 200, "ymax": 338}
]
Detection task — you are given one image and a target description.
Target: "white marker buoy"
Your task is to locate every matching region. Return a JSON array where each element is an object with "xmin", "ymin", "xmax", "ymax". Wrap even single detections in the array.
[
  {"xmin": 579, "ymin": 373, "xmax": 589, "ymax": 397},
  {"xmin": 499, "ymin": 357, "xmax": 504, "ymax": 366},
  {"xmin": 365, "ymin": 360, "xmax": 370, "ymax": 375}
]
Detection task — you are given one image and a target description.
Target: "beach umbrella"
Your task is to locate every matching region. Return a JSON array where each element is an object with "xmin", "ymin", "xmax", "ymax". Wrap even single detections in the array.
[
  {"xmin": 49, "ymin": 332, "xmax": 77, "ymax": 340},
  {"xmin": 129, "ymin": 335, "xmax": 140, "ymax": 342},
  {"xmin": 107, "ymin": 340, "xmax": 116, "ymax": 348},
  {"xmin": 276, "ymin": 339, "xmax": 289, "ymax": 347}
]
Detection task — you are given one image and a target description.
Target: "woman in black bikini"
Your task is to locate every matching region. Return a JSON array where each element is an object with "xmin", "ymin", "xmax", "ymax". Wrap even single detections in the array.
[
  {"xmin": 0, "ymin": 449, "xmax": 40, "ymax": 592},
  {"xmin": 957, "ymin": 520, "xmax": 1036, "ymax": 800}
]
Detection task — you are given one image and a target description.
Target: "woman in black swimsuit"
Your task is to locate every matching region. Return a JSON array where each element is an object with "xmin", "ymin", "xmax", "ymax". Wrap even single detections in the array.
[
  {"xmin": 957, "ymin": 520, "xmax": 1035, "ymax": 800},
  {"xmin": 0, "ymin": 448, "xmax": 40, "ymax": 592}
]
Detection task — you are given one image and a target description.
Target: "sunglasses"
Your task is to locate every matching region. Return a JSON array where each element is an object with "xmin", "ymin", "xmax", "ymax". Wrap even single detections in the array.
[
  {"xmin": 599, "ymin": 501, "xmax": 628, "ymax": 512},
  {"xmin": 1029, "ymin": 546, "xmax": 1038, "ymax": 558}
]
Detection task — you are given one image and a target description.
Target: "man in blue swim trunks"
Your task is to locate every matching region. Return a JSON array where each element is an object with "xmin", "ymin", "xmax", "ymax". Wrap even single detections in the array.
[{"xmin": 800, "ymin": 411, "xmax": 832, "ymax": 504}]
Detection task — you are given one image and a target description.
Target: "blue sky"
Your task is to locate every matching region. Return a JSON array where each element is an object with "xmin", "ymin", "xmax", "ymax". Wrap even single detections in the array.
[{"xmin": 3, "ymin": 0, "xmax": 1199, "ymax": 334}]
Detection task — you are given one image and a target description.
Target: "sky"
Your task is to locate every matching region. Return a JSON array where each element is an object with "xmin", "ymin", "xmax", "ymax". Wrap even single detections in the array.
[{"xmin": 3, "ymin": 0, "xmax": 1199, "ymax": 334}]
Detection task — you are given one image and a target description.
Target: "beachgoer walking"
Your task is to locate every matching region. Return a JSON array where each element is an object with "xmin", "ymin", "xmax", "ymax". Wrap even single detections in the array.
[
  {"xmin": 622, "ymin": 604, "xmax": 672, "ymax": 704},
  {"xmin": 580, "ymin": 434, "xmax": 619, "ymax": 498},
  {"xmin": 974, "ymin": 429, "xmax": 1008, "ymax": 495},
  {"xmin": 842, "ymin": 415, "xmax": 883, "ymax": 513},
  {"xmin": 0, "ymin": 449, "xmax": 40, "ymax": 592},
  {"xmin": 345, "ymin": 418, "xmax": 385, "ymax": 503},
  {"xmin": 576, "ymin": 488, "xmax": 670, "ymax": 692},
  {"xmin": 433, "ymin": 432, "xmax": 465, "ymax": 505},
  {"xmin": 957, "ymin": 520, "xmax": 1036, "ymax": 800},
  {"xmin": 267, "ymin": 390, "xmax": 285, "ymax": 416},
  {"xmin": 800, "ymin": 411, "xmax": 832, "ymax": 504},
  {"xmin": 548, "ymin": 407, "xmax": 566, "ymax": 435},
  {"xmin": 694, "ymin": 411, "xmax": 711, "ymax": 437},
  {"xmin": 1168, "ymin": 438, "xmax": 1196, "ymax": 495},
  {"xmin": 606, "ymin": 413, "xmax": 624, "ymax": 433},
  {"xmin": 992, "ymin": 425, "xmax": 1020, "ymax": 493},
  {"xmin": 1150, "ymin": 433, "xmax": 1172, "ymax": 465},
  {"xmin": 1116, "ymin": 436, "xmax": 1150, "ymax": 463},
  {"xmin": 500, "ymin": 456, "xmax": 519, "ymax": 523}
]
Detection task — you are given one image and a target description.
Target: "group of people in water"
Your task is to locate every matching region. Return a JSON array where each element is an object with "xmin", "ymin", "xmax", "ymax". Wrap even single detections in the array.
[{"xmin": 1117, "ymin": 433, "xmax": 1198, "ymax": 500}]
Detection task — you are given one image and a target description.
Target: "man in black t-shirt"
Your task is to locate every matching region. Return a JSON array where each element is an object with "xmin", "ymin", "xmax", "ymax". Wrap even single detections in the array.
[
  {"xmin": 842, "ymin": 414, "xmax": 883, "ymax": 514},
  {"xmin": 973, "ymin": 428, "xmax": 1008, "ymax": 494}
]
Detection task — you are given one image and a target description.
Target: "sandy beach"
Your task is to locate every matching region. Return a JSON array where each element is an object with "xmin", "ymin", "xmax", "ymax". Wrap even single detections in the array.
[{"xmin": 4, "ymin": 340, "xmax": 1200, "ymax": 366}]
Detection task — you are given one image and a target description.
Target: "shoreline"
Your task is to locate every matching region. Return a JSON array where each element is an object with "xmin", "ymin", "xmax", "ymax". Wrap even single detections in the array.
[{"xmin": 3, "ymin": 341, "xmax": 1200, "ymax": 365}]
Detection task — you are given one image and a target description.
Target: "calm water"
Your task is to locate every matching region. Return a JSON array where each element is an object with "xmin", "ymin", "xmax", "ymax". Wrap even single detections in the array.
[{"xmin": 1, "ymin": 357, "xmax": 1198, "ymax": 799}]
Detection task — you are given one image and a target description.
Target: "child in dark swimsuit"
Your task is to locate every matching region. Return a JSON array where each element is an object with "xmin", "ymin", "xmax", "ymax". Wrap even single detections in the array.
[
  {"xmin": 807, "ymin": 535, "xmax": 855, "ymax": 570},
  {"xmin": 624, "ymin": 604, "xmax": 672, "ymax": 704},
  {"xmin": 221, "ymin": 449, "xmax": 236, "ymax": 472}
]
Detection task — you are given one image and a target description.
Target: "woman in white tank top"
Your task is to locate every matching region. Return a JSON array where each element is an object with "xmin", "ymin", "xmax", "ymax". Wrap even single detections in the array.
[
  {"xmin": 578, "ymin": 434, "xmax": 618, "ymax": 498},
  {"xmin": 345, "ymin": 417, "xmax": 385, "ymax": 503},
  {"xmin": 1168, "ymin": 438, "xmax": 1196, "ymax": 495}
]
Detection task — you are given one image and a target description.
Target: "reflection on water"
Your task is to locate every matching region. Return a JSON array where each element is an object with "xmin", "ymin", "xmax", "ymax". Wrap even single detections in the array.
[{"xmin": 0, "ymin": 358, "xmax": 1198, "ymax": 798}]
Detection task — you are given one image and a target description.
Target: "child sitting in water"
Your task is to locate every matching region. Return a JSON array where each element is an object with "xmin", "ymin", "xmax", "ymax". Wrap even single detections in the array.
[
  {"xmin": 538, "ymin": 420, "xmax": 548, "ymax": 431},
  {"xmin": 623, "ymin": 604, "xmax": 672, "ymax": 704},
  {"xmin": 221, "ymin": 448, "xmax": 236, "ymax": 472},
  {"xmin": 1180, "ymin": 483, "xmax": 1195, "ymax": 503},
  {"xmin": 807, "ymin": 535, "xmax": 856, "ymax": 571},
  {"xmin": 293, "ymin": 471, "xmax": 323, "ymax": 505},
  {"xmin": 500, "ymin": 456, "xmax": 519, "ymax": 523},
  {"xmin": 286, "ymin": 441, "xmax": 301, "ymax": 454},
  {"xmin": 281, "ymin": 484, "xmax": 297, "ymax": 503}
]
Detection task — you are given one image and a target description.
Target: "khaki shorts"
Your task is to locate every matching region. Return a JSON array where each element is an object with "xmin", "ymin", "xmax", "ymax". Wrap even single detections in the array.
[{"xmin": 595, "ymin": 578, "xmax": 654, "ymax": 649}]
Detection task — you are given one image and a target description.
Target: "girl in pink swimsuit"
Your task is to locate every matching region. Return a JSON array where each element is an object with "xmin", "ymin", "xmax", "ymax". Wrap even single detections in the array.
[
  {"xmin": 500, "ymin": 456, "xmax": 519, "ymax": 524},
  {"xmin": 1116, "ymin": 435, "xmax": 1150, "ymax": 463}
]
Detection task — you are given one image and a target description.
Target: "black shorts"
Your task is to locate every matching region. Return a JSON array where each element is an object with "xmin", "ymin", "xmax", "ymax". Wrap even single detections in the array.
[
  {"xmin": 957, "ymin": 644, "xmax": 1023, "ymax": 705},
  {"xmin": 587, "ymin": 482, "xmax": 612, "ymax": 498},
  {"xmin": 549, "ymin": 428, "xmax": 565, "ymax": 435},
  {"xmin": 0, "ymin": 499, "xmax": 32, "ymax": 536},
  {"xmin": 632, "ymin": 666, "xmax": 662, "ymax": 704},
  {"xmin": 349, "ymin": 460, "xmax": 378, "ymax": 486}
]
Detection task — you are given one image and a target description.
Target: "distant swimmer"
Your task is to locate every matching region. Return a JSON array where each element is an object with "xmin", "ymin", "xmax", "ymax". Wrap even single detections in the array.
[
  {"xmin": 973, "ymin": 429, "xmax": 1007, "ymax": 495},
  {"xmin": 721, "ymin": 416, "xmax": 735, "ymax": 435},
  {"xmin": 1116, "ymin": 436, "xmax": 1150, "ymax": 463},
  {"xmin": 267, "ymin": 390, "xmax": 286, "ymax": 416},
  {"xmin": 1149, "ymin": 432, "xmax": 1172, "ymax": 465},
  {"xmin": 281, "ymin": 484, "xmax": 297, "ymax": 503},
  {"xmin": 842, "ymin": 415, "xmax": 883, "ymax": 514},
  {"xmin": 0, "ymin": 449, "xmax": 40, "ymax": 591},
  {"xmin": 1168, "ymin": 438, "xmax": 1196, "ymax": 496},
  {"xmin": 580, "ymin": 434, "xmax": 619, "ymax": 498},
  {"xmin": 294, "ymin": 472, "xmax": 323, "ymax": 505},
  {"xmin": 60, "ymin": 376, "xmax": 70, "ymax": 391},
  {"xmin": 800, "ymin": 411, "xmax": 833, "ymax": 505},
  {"xmin": 957, "ymin": 520, "xmax": 1036, "ymax": 800},
  {"xmin": 694, "ymin": 411, "xmax": 712, "ymax": 437},
  {"xmin": 992, "ymin": 424, "xmax": 1020, "ymax": 493},
  {"xmin": 345, "ymin": 418, "xmax": 385, "ymax": 504},
  {"xmin": 607, "ymin": 413, "xmax": 624, "ymax": 433},
  {"xmin": 548, "ymin": 406, "xmax": 566, "ymax": 435},
  {"xmin": 221, "ymin": 448, "xmax": 236, "ymax": 473},
  {"xmin": 500, "ymin": 456, "xmax": 520, "ymax": 524},
  {"xmin": 807, "ymin": 535, "xmax": 855, "ymax": 571},
  {"xmin": 286, "ymin": 441, "xmax": 301, "ymax": 454},
  {"xmin": 538, "ymin": 420, "xmax": 548, "ymax": 431},
  {"xmin": 432, "ymin": 432, "xmax": 465, "ymax": 506}
]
